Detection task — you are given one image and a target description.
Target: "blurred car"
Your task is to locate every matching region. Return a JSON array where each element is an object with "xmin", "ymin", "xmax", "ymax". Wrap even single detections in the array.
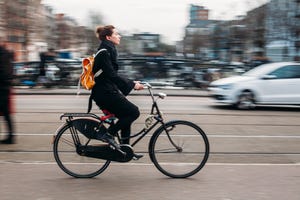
[
  {"xmin": 208, "ymin": 62, "xmax": 300, "ymax": 109},
  {"xmin": 14, "ymin": 62, "xmax": 38, "ymax": 76}
]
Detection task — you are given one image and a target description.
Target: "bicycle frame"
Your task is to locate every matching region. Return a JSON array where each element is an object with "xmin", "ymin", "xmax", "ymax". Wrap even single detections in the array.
[
  {"xmin": 117, "ymin": 83, "xmax": 181, "ymax": 151},
  {"xmin": 54, "ymin": 82, "xmax": 209, "ymax": 178},
  {"xmin": 59, "ymin": 82, "xmax": 175, "ymax": 149},
  {"xmin": 114, "ymin": 83, "xmax": 167, "ymax": 147}
]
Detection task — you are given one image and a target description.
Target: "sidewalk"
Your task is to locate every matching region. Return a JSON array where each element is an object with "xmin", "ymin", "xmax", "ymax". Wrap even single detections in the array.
[{"xmin": 13, "ymin": 86, "xmax": 209, "ymax": 97}]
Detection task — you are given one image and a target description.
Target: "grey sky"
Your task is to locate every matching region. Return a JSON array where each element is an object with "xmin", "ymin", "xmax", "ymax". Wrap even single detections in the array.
[{"xmin": 42, "ymin": 0, "xmax": 269, "ymax": 44}]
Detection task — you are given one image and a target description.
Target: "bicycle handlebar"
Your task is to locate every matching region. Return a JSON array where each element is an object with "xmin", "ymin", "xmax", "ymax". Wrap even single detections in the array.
[
  {"xmin": 140, "ymin": 82, "xmax": 152, "ymax": 89},
  {"xmin": 140, "ymin": 82, "xmax": 166, "ymax": 101}
]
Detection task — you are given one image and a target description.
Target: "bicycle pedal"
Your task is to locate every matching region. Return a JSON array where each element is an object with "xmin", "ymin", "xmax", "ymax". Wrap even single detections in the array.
[
  {"xmin": 107, "ymin": 145, "xmax": 125, "ymax": 156},
  {"xmin": 117, "ymin": 149, "xmax": 127, "ymax": 156},
  {"xmin": 109, "ymin": 144, "xmax": 116, "ymax": 150},
  {"xmin": 132, "ymin": 153, "xmax": 143, "ymax": 160}
]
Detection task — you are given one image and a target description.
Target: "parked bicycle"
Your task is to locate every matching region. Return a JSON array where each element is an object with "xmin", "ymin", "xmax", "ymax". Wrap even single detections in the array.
[{"xmin": 52, "ymin": 82, "xmax": 209, "ymax": 178}]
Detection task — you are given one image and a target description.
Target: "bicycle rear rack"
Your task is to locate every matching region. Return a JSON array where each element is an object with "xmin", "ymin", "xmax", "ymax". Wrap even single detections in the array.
[
  {"xmin": 60, "ymin": 112, "xmax": 116, "ymax": 122},
  {"xmin": 60, "ymin": 113, "xmax": 100, "ymax": 120}
]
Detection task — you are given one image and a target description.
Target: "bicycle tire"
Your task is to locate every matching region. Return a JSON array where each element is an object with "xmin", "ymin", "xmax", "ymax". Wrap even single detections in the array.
[
  {"xmin": 149, "ymin": 120, "xmax": 209, "ymax": 178},
  {"xmin": 53, "ymin": 118, "xmax": 111, "ymax": 178}
]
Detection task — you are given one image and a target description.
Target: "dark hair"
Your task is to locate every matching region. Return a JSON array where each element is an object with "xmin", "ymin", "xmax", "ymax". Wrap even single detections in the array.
[{"xmin": 96, "ymin": 25, "xmax": 115, "ymax": 41}]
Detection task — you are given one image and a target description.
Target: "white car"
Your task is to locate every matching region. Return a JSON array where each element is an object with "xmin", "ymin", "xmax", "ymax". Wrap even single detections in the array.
[{"xmin": 208, "ymin": 62, "xmax": 300, "ymax": 109}]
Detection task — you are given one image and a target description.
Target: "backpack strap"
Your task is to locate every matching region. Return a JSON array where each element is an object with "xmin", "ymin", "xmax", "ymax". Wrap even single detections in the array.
[
  {"xmin": 87, "ymin": 94, "xmax": 93, "ymax": 113},
  {"xmin": 93, "ymin": 48, "xmax": 107, "ymax": 78},
  {"xmin": 94, "ymin": 48, "xmax": 107, "ymax": 57}
]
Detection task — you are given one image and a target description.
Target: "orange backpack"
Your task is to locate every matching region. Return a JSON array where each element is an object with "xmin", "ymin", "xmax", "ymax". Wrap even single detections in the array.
[{"xmin": 79, "ymin": 49, "xmax": 106, "ymax": 90}]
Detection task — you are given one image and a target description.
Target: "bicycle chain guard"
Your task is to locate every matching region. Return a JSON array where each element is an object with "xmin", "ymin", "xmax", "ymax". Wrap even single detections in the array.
[
  {"xmin": 79, "ymin": 144, "xmax": 134, "ymax": 162},
  {"xmin": 71, "ymin": 119, "xmax": 107, "ymax": 140}
]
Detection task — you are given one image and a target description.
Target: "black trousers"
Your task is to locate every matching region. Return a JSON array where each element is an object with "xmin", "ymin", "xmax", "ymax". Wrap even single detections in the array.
[
  {"xmin": 93, "ymin": 91, "xmax": 140, "ymax": 144},
  {"xmin": 0, "ymin": 89, "xmax": 14, "ymax": 138}
]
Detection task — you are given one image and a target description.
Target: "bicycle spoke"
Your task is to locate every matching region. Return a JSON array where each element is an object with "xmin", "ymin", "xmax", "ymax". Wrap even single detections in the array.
[
  {"xmin": 60, "ymin": 136, "xmax": 76, "ymax": 147},
  {"xmin": 154, "ymin": 148, "xmax": 181, "ymax": 153},
  {"xmin": 53, "ymin": 119, "xmax": 110, "ymax": 178},
  {"xmin": 150, "ymin": 120, "xmax": 209, "ymax": 178}
]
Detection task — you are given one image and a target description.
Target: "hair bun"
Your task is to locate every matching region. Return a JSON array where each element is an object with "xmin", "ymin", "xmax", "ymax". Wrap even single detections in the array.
[{"xmin": 95, "ymin": 25, "xmax": 115, "ymax": 41}]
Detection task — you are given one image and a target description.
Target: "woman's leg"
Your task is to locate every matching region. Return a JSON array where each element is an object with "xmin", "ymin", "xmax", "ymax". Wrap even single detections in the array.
[
  {"xmin": 93, "ymin": 92, "xmax": 142, "ymax": 159},
  {"xmin": 0, "ymin": 90, "xmax": 14, "ymax": 144},
  {"xmin": 93, "ymin": 92, "xmax": 140, "ymax": 144},
  {"xmin": 107, "ymin": 97, "xmax": 140, "ymax": 144}
]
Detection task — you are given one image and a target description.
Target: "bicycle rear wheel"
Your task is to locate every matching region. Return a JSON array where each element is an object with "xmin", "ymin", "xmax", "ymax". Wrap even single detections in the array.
[
  {"xmin": 149, "ymin": 120, "xmax": 209, "ymax": 178},
  {"xmin": 53, "ymin": 118, "xmax": 110, "ymax": 178}
]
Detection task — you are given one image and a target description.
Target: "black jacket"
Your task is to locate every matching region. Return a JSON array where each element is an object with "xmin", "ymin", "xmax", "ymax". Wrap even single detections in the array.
[{"xmin": 92, "ymin": 40, "xmax": 134, "ymax": 96}]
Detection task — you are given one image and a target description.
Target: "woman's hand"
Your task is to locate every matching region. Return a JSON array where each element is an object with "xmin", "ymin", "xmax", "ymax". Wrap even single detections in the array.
[{"xmin": 134, "ymin": 81, "xmax": 144, "ymax": 90}]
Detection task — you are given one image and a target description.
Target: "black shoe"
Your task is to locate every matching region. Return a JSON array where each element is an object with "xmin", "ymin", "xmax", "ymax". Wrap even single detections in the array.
[
  {"xmin": 99, "ymin": 133, "xmax": 120, "ymax": 150},
  {"xmin": 0, "ymin": 136, "xmax": 15, "ymax": 144},
  {"xmin": 133, "ymin": 153, "xmax": 143, "ymax": 160}
]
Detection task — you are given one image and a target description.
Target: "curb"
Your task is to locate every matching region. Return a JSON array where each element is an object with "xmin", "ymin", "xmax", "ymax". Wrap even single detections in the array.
[{"xmin": 13, "ymin": 87, "xmax": 209, "ymax": 97}]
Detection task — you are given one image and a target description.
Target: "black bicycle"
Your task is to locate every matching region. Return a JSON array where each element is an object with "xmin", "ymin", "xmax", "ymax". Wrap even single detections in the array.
[{"xmin": 53, "ymin": 82, "xmax": 209, "ymax": 178}]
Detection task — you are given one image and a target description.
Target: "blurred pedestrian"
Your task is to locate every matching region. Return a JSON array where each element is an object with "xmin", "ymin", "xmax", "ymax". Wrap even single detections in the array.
[
  {"xmin": 37, "ymin": 48, "xmax": 56, "ymax": 86},
  {"xmin": 0, "ymin": 42, "xmax": 15, "ymax": 144},
  {"xmin": 91, "ymin": 25, "xmax": 144, "ymax": 159}
]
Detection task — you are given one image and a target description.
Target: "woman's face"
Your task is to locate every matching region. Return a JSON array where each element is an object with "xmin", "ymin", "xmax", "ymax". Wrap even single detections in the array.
[{"xmin": 107, "ymin": 29, "xmax": 121, "ymax": 45}]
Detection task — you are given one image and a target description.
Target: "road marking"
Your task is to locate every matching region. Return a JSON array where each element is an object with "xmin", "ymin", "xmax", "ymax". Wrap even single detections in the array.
[
  {"xmin": 209, "ymin": 135, "xmax": 300, "ymax": 138},
  {"xmin": 0, "ymin": 161, "xmax": 299, "ymax": 166},
  {"xmin": 2, "ymin": 133, "xmax": 300, "ymax": 138}
]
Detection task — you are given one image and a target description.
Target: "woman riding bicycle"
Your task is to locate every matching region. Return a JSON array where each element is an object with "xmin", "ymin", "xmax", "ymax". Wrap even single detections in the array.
[{"xmin": 91, "ymin": 25, "xmax": 144, "ymax": 159}]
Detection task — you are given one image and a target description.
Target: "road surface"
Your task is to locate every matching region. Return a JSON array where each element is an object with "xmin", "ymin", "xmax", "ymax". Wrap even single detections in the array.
[{"xmin": 0, "ymin": 94, "xmax": 299, "ymax": 200}]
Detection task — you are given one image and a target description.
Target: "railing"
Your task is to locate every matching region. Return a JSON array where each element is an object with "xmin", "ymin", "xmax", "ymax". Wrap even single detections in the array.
[{"xmin": 13, "ymin": 58, "xmax": 247, "ymax": 89}]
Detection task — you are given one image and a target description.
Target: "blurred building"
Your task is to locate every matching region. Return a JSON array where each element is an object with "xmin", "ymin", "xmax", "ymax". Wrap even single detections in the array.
[
  {"xmin": 185, "ymin": 1, "xmax": 300, "ymax": 63},
  {"xmin": 227, "ymin": 19, "xmax": 247, "ymax": 63},
  {"xmin": 211, "ymin": 18, "xmax": 248, "ymax": 63},
  {"xmin": 0, "ymin": 1, "xmax": 5, "ymax": 38},
  {"xmin": 1, "ymin": 1, "xmax": 300, "ymax": 62},
  {"xmin": 210, "ymin": 21, "xmax": 231, "ymax": 62},
  {"xmin": 183, "ymin": 5, "xmax": 218, "ymax": 59},
  {"xmin": 0, "ymin": 0, "xmax": 93, "ymax": 61},
  {"xmin": 244, "ymin": 4, "xmax": 267, "ymax": 62},
  {"xmin": 265, "ymin": 0, "xmax": 300, "ymax": 61},
  {"xmin": 295, "ymin": 0, "xmax": 300, "ymax": 61},
  {"xmin": 124, "ymin": 33, "xmax": 162, "ymax": 56},
  {"xmin": 129, "ymin": 33, "xmax": 160, "ymax": 55},
  {"xmin": 0, "ymin": 0, "xmax": 41, "ymax": 61},
  {"xmin": 27, "ymin": 4, "xmax": 56, "ymax": 61}
]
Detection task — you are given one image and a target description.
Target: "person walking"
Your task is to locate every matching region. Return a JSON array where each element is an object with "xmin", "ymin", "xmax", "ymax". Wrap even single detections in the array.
[
  {"xmin": 91, "ymin": 25, "xmax": 144, "ymax": 159},
  {"xmin": 0, "ymin": 42, "xmax": 15, "ymax": 144},
  {"xmin": 37, "ymin": 48, "xmax": 56, "ymax": 86}
]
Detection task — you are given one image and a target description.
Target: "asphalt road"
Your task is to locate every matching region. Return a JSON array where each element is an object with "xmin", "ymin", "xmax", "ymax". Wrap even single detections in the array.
[{"xmin": 0, "ymin": 92, "xmax": 299, "ymax": 200}]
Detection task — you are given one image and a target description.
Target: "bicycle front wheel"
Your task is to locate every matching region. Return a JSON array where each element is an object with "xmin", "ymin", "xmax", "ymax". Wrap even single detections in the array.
[
  {"xmin": 149, "ymin": 120, "xmax": 209, "ymax": 178},
  {"xmin": 53, "ymin": 118, "xmax": 110, "ymax": 178}
]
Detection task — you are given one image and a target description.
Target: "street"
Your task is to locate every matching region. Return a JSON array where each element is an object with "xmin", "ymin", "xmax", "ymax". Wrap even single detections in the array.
[
  {"xmin": 0, "ymin": 93, "xmax": 300, "ymax": 199},
  {"xmin": 1, "ymin": 163, "xmax": 299, "ymax": 200}
]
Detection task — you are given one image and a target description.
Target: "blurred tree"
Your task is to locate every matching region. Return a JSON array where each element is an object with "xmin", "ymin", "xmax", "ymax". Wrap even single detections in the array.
[
  {"xmin": 158, "ymin": 43, "xmax": 176, "ymax": 56},
  {"xmin": 85, "ymin": 10, "xmax": 105, "ymax": 52},
  {"xmin": 87, "ymin": 10, "xmax": 105, "ymax": 29}
]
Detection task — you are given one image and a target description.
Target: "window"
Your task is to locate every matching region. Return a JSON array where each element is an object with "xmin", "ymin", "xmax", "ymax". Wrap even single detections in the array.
[{"xmin": 269, "ymin": 65, "xmax": 300, "ymax": 79}]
